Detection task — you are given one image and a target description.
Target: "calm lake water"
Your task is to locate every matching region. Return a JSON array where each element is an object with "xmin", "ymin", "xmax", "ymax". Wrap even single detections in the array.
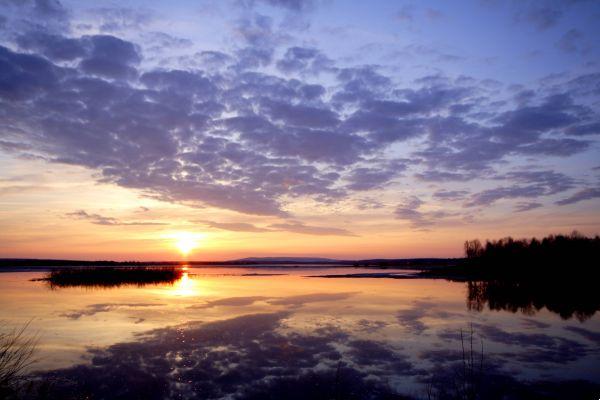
[{"xmin": 1, "ymin": 266, "xmax": 599, "ymax": 399}]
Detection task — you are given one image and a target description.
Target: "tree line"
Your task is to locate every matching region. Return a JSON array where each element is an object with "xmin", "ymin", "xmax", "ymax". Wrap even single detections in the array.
[{"xmin": 462, "ymin": 231, "xmax": 599, "ymax": 278}]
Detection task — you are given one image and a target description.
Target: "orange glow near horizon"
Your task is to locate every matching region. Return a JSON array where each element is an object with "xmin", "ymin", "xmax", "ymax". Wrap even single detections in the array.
[{"xmin": 1, "ymin": 155, "xmax": 599, "ymax": 261}]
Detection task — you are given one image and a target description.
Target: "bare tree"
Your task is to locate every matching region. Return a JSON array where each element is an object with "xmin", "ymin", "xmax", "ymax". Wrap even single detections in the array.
[{"xmin": 464, "ymin": 240, "xmax": 483, "ymax": 259}]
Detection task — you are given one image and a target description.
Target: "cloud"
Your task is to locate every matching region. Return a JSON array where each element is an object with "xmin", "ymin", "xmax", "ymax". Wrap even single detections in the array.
[
  {"xmin": 79, "ymin": 35, "xmax": 141, "ymax": 80},
  {"xmin": 356, "ymin": 319, "xmax": 388, "ymax": 333},
  {"xmin": 522, "ymin": 6, "xmax": 562, "ymax": 30},
  {"xmin": 194, "ymin": 50, "xmax": 233, "ymax": 69},
  {"xmin": 16, "ymin": 31, "xmax": 86, "ymax": 60},
  {"xmin": 432, "ymin": 190, "xmax": 469, "ymax": 201},
  {"xmin": 425, "ymin": 8, "xmax": 444, "ymax": 20},
  {"xmin": 566, "ymin": 122, "xmax": 600, "ymax": 136},
  {"xmin": 189, "ymin": 296, "xmax": 270, "ymax": 309},
  {"xmin": 0, "ymin": 0, "xmax": 70, "ymax": 33},
  {"xmin": 556, "ymin": 29, "xmax": 584, "ymax": 54},
  {"xmin": 355, "ymin": 197, "xmax": 386, "ymax": 210},
  {"xmin": 508, "ymin": 1, "xmax": 588, "ymax": 31},
  {"xmin": 232, "ymin": 12, "xmax": 288, "ymax": 70},
  {"xmin": 268, "ymin": 221, "xmax": 357, "ymax": 236},
  {"xmin": 396, "ymin": 306, "xmax": 428, "ymax": 335},
  {"xmin": 261, "ymin": 0, "xmax": 315, "ymax": 12},
  {"xmin": 66, "ymin": 210, "xmax": 167, "ymax": 226},
  {"xmin": 90, "ymin": 6, "xmax": 155, "ymax": 32},
  {"xmin": 393, "ymin": 44, "xmax": 464, "ymax": 64},
  {"xmin": 0, "ymin": 6, "xmax": 598, "ymax": 221},
  {"xmin": 276, "ymin": 46, "xmax": 332, "ymax": 74},
  {"xmin": 415, "ymin": 93, "xmax": 594, "ymax": 174},
  {"xmin": 190, "ymin": 292, "xmax": 358, "ymax": 309},
  {"xmin": 266, "ymin": 292, "xmax": 359, "ymax": 306},
  {"xmin": 521, "ymin": 318, "xmax": 550, "ymax": 330},
  {"xmin": 198, "ymin": 220, "xmax": 272, "ymax": 232},
  {"xmin": 514, "ymin": 201, "xmax": 543, "ymax": 212},
  {"xmin": 465, "ymin": 170, "xmax": 575, "ymax": 207},
  {"xmin": 0, "ymin": 185, "xmax": 49, "ymax": 196},
  {"xmin": 397, "ymin": 300, "xmax": 464, "ymax": 335},
  {"xmin": 415, "ymin": 170, "xmax": 473, "ymax": 182},
  {"xmin": 395, "ymin": 196, "xmax": 454, "ymax": 228},
  {"xmin": 142, "ymin": 32, "xmax": 192, "ymax": 53},
  {"xmin": 556, "ymin": 187, "xmax": 600, "ymax": 205},
  {"xmin": 345, "ymin": 160, "xmax": 406, "ymax": 191},
  {"xmin": 564, "ymin": 326, "xmax": 600, "ymax": 345},
  {"xmin": 39, "ymin": 306, "xmax": 598, "ymax": 400},
  {"xmin": 61, "ymin": 302, "xmax": 164, "ymax": 320},
  {"xmin": 258, "ymin": 97, "xmax": 339, "ymax": 128},
  {"xmin": 240, "ymin": 0, "xmax": 317, "ymax": 12},
  {"xmin": 37, "ymin": 311, "xmax": 426, "ymax": 399},
  {"xmin": 396, "ymin": 5, "xmax": 415, "ymax": 23},
  {"xmin": 473, "ymin": 322, "xmax": 590, "ymax": 364}
]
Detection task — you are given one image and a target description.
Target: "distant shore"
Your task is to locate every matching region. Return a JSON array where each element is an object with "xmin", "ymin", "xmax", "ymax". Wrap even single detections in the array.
[{"xmin": 0, "ymin": 257, "xmax": 463, "ymax": 271}]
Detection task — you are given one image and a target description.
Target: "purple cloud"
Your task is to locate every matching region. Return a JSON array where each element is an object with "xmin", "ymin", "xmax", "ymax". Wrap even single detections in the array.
[
  {"xmin": 514, "ymin": 202, "xmax": 543, "ymax": 212},
  {"xmin": 66, "ymin": 210, "xmax": 167, "ymax": 226},
  {"xmin": 556, "ymin": 188, "xmax": 600, "ymax": 205},
  {"xmin": 268, "ymin": 221, "xmax": 356, "ymax": 236},
  {"xmin": 0, "ymin": 1, "xmax": 598, "ymax": 221},
  {"xmin": 198, "ymin": 220, "xmax": 272, "ymax": 233}
]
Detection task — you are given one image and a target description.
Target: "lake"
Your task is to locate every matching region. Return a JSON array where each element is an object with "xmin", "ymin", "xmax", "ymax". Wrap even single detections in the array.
[{"xmin": 1, "ymin": 266, "xmax": 599, "ymax": 399}]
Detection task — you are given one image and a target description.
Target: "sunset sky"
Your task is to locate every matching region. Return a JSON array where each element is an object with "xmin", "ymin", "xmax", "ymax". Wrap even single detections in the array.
[{"xmin": 1, "ymin": 0, "xmax": 599, "ymax": 260}]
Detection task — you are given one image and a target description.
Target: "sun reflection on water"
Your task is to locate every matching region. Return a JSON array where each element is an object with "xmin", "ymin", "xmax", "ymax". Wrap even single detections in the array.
[{"xmin": 169, "ymin": 268, "xmax": 199, "ymax": 297}]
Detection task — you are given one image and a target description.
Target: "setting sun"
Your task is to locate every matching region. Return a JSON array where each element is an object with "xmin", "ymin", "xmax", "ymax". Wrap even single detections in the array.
[{"xmin": 171, "ymin": 232, "xmax": 202, "ymax": 257}]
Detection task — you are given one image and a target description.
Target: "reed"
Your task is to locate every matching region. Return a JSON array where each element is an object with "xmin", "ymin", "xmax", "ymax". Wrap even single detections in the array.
[
  {"xmin": 42, "ymin": 266, "xmax": 184, "ymax": 289},
  {"xmin": 0, "ymin": 322, "xmax": 38, "ymax": 399}
]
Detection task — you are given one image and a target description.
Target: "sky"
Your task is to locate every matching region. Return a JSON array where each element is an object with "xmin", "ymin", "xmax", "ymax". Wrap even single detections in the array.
[{"xmin": 0, "ymin": 0, "xmax": 599, "ymax": 261}]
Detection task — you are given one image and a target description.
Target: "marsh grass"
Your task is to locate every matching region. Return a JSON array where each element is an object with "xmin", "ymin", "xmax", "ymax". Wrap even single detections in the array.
[
  {"xmin": 425, "ymin": 325, "xmax": 484, "ymax": 400},
  {"xmin": 40, "ymin": 266, "xmax": 184, "ymax": 289},
  {"xmin": 0, "ymin": 322, "xmax": 39, "ymax": 399}
]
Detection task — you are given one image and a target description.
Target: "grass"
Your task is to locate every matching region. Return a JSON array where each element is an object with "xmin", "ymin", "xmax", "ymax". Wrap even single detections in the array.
[
  {"xmin": 41, "ymin": 266, "xmax": 184, "ymax": 289},
  {"xmin": 425, "ymin": 325, "xmax": 484, "ymax": 400},
  {"xmin": 0, "ymin": 322, "xmax": 38, "ymax": 399}
]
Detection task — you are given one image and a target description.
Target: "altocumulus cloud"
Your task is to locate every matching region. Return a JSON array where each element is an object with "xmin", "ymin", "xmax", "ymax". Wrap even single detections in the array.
[
  {"xmin": 0, "ymin": 0, "xmax": 599, "ymax": 223},
  {"xmin": 66, "ymin": 210, "xmax": 167, "ymax": 226}
]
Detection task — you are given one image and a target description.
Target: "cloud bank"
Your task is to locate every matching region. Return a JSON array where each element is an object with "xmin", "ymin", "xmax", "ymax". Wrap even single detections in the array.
[{"xmin": 1, "ymin": 0, "xmax": 599, "ymax": 231}]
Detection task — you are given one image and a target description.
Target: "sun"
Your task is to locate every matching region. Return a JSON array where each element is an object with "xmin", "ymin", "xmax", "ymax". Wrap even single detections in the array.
[
  {"xmin": 172, "ymin": 232, "xmax": 201, "ymax": 257},
  {"xmin": 176, "ymin": 236, "xmax": 196, "ymax": 256}
]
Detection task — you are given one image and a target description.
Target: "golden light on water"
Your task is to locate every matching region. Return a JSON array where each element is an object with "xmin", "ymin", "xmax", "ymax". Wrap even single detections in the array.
[{"xmin": 170, "ymin": 272, "xmax": 198, "ymax": 296}]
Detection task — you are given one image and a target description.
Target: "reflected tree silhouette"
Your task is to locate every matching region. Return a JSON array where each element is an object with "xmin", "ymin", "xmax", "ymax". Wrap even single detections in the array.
[{"xmin": 466, "ymin": 279, "xmax": 599, "ymax": 321}]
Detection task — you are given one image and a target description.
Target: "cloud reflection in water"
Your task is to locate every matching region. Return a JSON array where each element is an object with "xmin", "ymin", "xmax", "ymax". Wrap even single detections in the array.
[{"xmin": 35, "ymin": 308, "xmax": 599, "ymax": 399}]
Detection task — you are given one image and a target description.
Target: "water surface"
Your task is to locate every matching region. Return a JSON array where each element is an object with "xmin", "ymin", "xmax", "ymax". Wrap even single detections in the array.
[{"xmin": 1, "ymin": 266, "xmax": 598, "ymax": 399}]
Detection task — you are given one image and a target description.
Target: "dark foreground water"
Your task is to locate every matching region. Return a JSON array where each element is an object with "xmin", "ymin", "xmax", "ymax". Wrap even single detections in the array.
[{"xmin": 1, "ymin": 266, "xmax": 599, "ymax": 399}]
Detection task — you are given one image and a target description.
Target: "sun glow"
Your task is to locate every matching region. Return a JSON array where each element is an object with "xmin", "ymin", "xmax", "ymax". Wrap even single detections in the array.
[{"xmin": 169, "ymin": 232, "xmax": 204, "ymax": 257}]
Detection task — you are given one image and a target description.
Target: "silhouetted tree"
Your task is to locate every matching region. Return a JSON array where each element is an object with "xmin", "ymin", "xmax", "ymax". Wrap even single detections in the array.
[
  {"xmin": 460, "ymin": 231, "xmax": 599, "ymax": 278},
  {"xmin": 464, "ymin": 240, "xmax": 483, "ymax": 259},
  {"xmin": 455, "ymin": 231, "xmax": 600, "ymax": 320}
]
